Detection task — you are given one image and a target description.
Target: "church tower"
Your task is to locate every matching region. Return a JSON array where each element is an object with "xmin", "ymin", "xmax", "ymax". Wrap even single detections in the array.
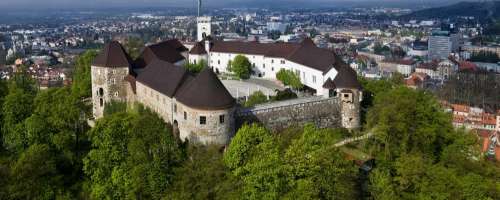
[
  {"xmin": 196, "ymin": 0, "xmax": 211, "ymax": 41},
  {"xmin": 197, "ymin": 17, "xmax": 212, "ymax": 41}
]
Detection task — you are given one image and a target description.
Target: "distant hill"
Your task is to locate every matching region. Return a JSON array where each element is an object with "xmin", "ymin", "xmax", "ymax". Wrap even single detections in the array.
[{"xmin": 401, "ymin": 1, "xmax": 500, "ymax": 22}]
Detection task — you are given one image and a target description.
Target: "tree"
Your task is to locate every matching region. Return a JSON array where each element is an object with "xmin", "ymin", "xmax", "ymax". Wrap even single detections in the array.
[
  {"xmin": 244, "ymin": 91, "xmax": 268, "ymax": 107},
  {"xmin": 272, "ymin": 88, "xmax": 297, "ymax": 101},
  {"xmin": 184, "ymin": 59, "xmax": 207, "ymax": 74},
  {"xmin": 276, "ymin": 69, "xmax": 303, "ymax": 90},
  {"xmin": 124, "ymin": 37, "xmax": 145, "ymax": 59},
  {"xmin": 166, "ymin": 145, "xmax": 242, "ymax": 200},
  {"xmin": 366, "ymin": 87, "xmax": 453, "ymax": 161},
  {"xmin": 224, "ymin": 124, "xmax": 358, "ymax": 199},
  {"xmin": 7, "ymin": 144, "xmax": 64, "ymax": 199},
  {"xmin": 469, "ymin": 50, "xmax": 500, "ymax": 63},
  {"xmin": 72, "ymin": 50, "xmax": 98, "ymax": 99},
  {"xmin": 229, "ymin": 55, "xmax": 252, "ymax": 79},
  {"xmin": 104, "ymin": 101, "xmax": 127, "ymax": 116},
  {"xmin": 83, "ymin": 108, "xmax": 182, "ymax": 199},
  {"xmin": 365, "ymin": 86, "xmax": 500, "ymax": 199},
  {"xmin": 2, "ymin": 85, "xmax": 34, "ymax": 152},
  {"xmin": 224, "ymin": 124, "xmax": 284, "ymax": 199}
]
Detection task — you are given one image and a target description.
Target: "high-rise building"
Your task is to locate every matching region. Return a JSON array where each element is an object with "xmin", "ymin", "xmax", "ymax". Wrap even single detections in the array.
[
  {"xmin": 428, "ymin": 24, "xmax": 461, "ymax": 60},
  {"xmin": 428, "ymin": 30, "xmax": 452, "ymax": 60}
]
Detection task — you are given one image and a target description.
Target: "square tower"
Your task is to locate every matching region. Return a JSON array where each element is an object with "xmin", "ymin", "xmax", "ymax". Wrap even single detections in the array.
[{"xmin": 197, "ymin": 16, "xmax": 212, "ymax": 41}]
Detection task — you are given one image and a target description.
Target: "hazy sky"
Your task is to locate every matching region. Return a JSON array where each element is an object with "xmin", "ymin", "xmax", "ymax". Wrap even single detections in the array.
[{"xmin": 0, "ymin": 0, "xmax": 469, "ymax": 10}]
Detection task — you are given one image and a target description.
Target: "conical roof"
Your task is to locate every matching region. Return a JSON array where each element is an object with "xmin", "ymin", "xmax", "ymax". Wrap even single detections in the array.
[
  {"xmin": 175, "ymin": 68, "xmax": 235, "ymax": 110},
  {"xmin": 189, "ymin": 42, "xmax": 207, "ymax": 55},
  {"xmin": 322, "ymin": 78, "xmax": 336, "ymax": 89},
  {"xmin": 93, "ymin": 41, "xmax": 133, "ymax": 68},
  {"xmin": 333, "ymin": 65, "xmax": 362, "ymax": 90}
]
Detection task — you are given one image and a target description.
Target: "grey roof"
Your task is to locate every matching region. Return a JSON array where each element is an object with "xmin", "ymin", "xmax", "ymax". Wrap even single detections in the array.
[{"xmin": 93, "ymin": 41, "xmax": 133, "ymax": 68}]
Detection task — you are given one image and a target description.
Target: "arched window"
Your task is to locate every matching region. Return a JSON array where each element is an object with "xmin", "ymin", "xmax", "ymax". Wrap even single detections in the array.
[{"xmin": 98, "ymin": 88, "xmax": 104, "ymax": 97}]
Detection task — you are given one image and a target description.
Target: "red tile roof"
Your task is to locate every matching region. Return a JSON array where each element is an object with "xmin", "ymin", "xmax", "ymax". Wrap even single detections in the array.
[
  {"xmin": 451, "ymin": 104, "xmax": 470, "ymax": 113},
  {"xmin": 459, "ymin": 61, "xmax": 477, "ymax": 71}
]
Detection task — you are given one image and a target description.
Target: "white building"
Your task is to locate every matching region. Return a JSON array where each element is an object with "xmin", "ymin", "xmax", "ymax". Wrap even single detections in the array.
[{"xmin": 267, "ymin": 21, "xmax": 287, "ymax": 33}]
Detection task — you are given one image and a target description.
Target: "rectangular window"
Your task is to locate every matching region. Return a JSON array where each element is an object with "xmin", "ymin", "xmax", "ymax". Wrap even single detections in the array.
[
  {"xmin": 313, "ymin": 75, "xmax": 316, "ymax": 83},
  {"xmin": 281, "ymin": 60, "xmax": 285, "ymax": 64},
  {"xmin": 200, "ymin": 116, "xmax": 206, "ymax": 125},
  {"xmin": 219, "ymin": 115, "xmax": 225, "ymax": 124},
  {"xmin": 218, "ymin": 60, "xmax": 220, "ymax": 65},
  {"xmin": 272, "ymin": 67, "xmax": 274, "ymax": 71},
  {"xmin": 174, "ymin": 104, "xmax": 177, "ymax": 112},
  {"xmin": 184, "ymin": 112, "xmax": 187, "ymax": 120},
  {"xmin": 263, "ymin": 64, "xmax": 266, "ymax": 68},
  {"xmin": 271, "ymin": 59, "xmax": 274, "ymax": 64}
]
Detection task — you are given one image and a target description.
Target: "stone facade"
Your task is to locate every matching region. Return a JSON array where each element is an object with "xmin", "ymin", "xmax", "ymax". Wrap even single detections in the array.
[
  {"xmin": 131, "ymin": 81, "xmax": 235, "ymax": 145},
  {"xmin": 339, "ymin": 88, "xmax": 362, "ymax": 129},
  {"xmin": 236, "ymin": 97, "xmax": 343, "ymax": 132},
  {"xmin": 175, "ymin": 102, "xmax": 235, "ymax": 144},
  {"xmin": 91, "ymin": 65, "xmax": 129, "ymax": 118}
]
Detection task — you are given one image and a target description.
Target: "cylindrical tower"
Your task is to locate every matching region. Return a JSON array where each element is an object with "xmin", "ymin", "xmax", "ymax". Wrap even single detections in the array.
[{"xmin": 91, "ymin": 41, "xmax": 132, "ymax": 118}]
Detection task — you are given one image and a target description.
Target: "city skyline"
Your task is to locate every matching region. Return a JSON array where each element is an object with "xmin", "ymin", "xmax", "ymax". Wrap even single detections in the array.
[{"xmin": 0, "ymin": 0, "xmax": 475, "ymax": 10}]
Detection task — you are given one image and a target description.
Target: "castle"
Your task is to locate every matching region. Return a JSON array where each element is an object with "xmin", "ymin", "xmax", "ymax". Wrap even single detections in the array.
[{"xmin": 91, "ymin": 16, "xmax": 362, "ymax": 145}]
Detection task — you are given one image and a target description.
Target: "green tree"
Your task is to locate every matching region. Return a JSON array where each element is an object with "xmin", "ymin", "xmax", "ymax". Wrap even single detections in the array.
[
  {"xmin": 272, "ymin": 89, "xmax": 297, "ymax": 101},
  {"xmin": 229, "ymin": 55, "xmax": 252, "ymax": 79},
  {"xmin": 244, "ymin": 91, "xmax": 268, "ymax": 107},
  {"xmin": 83, "ymin": 108, "xmax": 182, "ymax": 199},
  {"xmin": 103, "ymin": 101, "xmax": 127, "ymax": 116},
  {"xmin": 124, "ymin": 37, "xmax": 145, "ymax": 59},
  {"xmin": 7, "ymin": 144, "xmax": 63, "ymax": 199},
  {"xmin": 224, "ymin": 124, "xmax": 357, "ymax": 199},
  {"xmin": 366, "ymin": 87, "xmax": 453, "ymax": 161},
  {"xmin": 183, "ymin": 59, "xmax": 207, "ymax": 74},
  {"xmin": 2, "ymin": 85, "xmax": 34, "ymax": 152},
  {"xmin": 276, "ymin": 69, "xmax": 303, "ymax": 90},
  {"xmin": 166, "ymin": 145, "xmax": 242, "ymax": 200},
  {"xmin": 72, "ymin": 50, "xmax": 98, "ymax": 99},
  {"xmin": 365, "ymin": 86, "xmax": 500, "ymax": 199}
]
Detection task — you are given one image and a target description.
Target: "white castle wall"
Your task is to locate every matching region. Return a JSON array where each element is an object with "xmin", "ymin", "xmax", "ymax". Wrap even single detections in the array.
[{"xmin": 207, "ymin": 51, "xmax": 337, "ymax": 96}]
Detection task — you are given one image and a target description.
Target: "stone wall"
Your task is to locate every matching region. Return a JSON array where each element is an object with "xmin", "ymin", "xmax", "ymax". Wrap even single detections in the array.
[
  {"xmin": 133, "ymin": 81, "xmax": 236, "ymax": 145},
  {"xmin": 339, "ymin": 88, "xmax": 362, "ymax": 129},
  {"xmin": 236, "ymin": 97, "xmax": 342, "ymax": 132},
  {"xmin": 91, "ymin": 66, "xmax": 129, "ymax": 118},
  {"xmin": 175, "ymin": 102, "xmax": 235, "ymax": 145},
  {"xmin": 135, "ymin": 82, "xmax": 174, "ymax": 123}
]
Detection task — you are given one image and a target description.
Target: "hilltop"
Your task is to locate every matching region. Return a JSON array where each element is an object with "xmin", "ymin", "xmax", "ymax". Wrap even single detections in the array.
[{"xmin": 401, "ymin": 1, "xmax": 500, "ymax": 22}]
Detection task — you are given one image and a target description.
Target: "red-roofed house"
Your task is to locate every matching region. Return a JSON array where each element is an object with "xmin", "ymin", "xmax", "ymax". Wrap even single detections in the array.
[
  {"xmin": 405, "ymin": 72, "xmax": 429, "ymax": 89},
  {"xmin": 459, "ymin": 61, "xmax": 477, "ymax": 72}
]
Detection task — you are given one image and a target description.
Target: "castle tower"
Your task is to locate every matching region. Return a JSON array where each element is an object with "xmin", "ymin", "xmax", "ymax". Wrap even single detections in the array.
[
  {"xmin": 197, "ymin": 16, "xmax": 212, "ymax": 42},
  {"xmin": 330, "ymin": 65, "xmax": 362, "ymax": 129},
  {"xmin": 91, "ymin": 41, "xmax": 133, "ymax": 118}
]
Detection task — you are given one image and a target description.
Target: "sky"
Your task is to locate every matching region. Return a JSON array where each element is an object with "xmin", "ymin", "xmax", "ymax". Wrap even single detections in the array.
[{"xmin": 0, "ymin": 0, "xmax": 471, "ymax": 10}]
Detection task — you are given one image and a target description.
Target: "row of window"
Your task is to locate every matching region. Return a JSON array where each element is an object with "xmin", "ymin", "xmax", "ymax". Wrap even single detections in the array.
[{"xmin": 186, "ymin": 113, "xmax": 225, "ymax": 125}]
